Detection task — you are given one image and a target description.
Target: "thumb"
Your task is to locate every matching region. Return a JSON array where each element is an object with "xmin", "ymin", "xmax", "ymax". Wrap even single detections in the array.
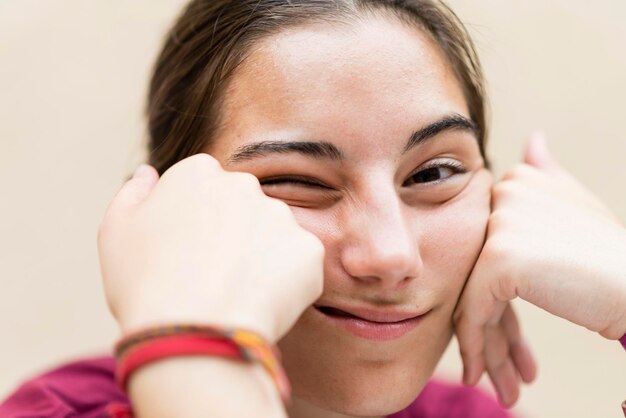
[
  {"xmin": 523, "ymin": 131, "xmax": 563, "ymax": 175},
  {"xmin": 110, "ymin": 164, "xmax": 160, "ymax": 210}
]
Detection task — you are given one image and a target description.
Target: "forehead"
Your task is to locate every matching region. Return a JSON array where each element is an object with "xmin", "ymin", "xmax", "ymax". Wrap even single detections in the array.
[{"xmin": 212, "ymin": 14, "xmax": 468, "ymax": 159}]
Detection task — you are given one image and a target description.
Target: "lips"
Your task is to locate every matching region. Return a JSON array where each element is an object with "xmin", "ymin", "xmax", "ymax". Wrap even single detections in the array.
[
  {"xmin": 313, "ymin": 304, "xmax": 424, "ymax": 323},
  {"xmin": 313, "ymin": 303, "xmax": 429, "ymax": 341}
]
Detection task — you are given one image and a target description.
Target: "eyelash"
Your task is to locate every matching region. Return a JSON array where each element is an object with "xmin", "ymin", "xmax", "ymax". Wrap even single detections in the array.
[
  {"xmin": 259, "ymin": 160, "xmax": 467, "ymax": 188},
  {"xmin": 403, "ymin": 160, "xmax": 467, "ymax": 186},
  {"xmin": 260, "ymin": 175, "xmax": 330, "ymax": 188}
]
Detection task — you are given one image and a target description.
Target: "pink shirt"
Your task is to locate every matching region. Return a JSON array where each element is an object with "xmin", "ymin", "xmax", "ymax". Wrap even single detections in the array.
[{"xmin": 0, "ymin": 355, "xmax": 513, "ymax": 418}]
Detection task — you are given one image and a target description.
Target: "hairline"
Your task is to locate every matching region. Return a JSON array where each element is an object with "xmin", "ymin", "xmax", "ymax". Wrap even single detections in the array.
[{"xmin": 210, "ymin": 6, "xmax": 476, "ymax": 151}]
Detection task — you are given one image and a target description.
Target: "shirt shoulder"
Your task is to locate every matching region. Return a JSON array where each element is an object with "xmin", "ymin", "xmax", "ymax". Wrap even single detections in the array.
[
  {"xmin": 0, "ymin": 355, "xmax": 132, "ymax": 418},
  {"xmin": 387, "ymin": 378, "xmax": 514, "ymax": 418},
  {"xmin": 1, "ymin": 359, "xmax": 512, "ymax": 418}
]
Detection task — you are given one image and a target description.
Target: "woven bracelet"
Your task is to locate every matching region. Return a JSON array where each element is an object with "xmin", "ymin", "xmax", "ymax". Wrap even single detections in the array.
[{"xmin": 114, "ymin": 324, "xmax": 290, "ymax": 403}]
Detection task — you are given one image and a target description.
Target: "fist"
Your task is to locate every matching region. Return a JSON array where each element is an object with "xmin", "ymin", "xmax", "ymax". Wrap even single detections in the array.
[{"xmin": 97, "ymin": 154, "xmax": 325, "ymax": 343}]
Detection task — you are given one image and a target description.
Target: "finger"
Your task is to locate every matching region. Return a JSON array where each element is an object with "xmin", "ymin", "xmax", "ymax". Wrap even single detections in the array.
[
  {"xmin": 454, "ymin": 289, "xmax": 499, "ymax": 386},
  {"xmin": 108, "ymin": 164, "xmax": 159, "ymax": 211},
  {"xmin": 523, "ymin": 132, "xmax": 575, "ymax": 183},
  {"xmin": 455, "ymin": 302, "xmax": 506, "ymax": 386},
  {"xmin": 454, "ymin": 254, "xmax": 508, "ymax": 386},
  {"xmin": 523, "ymin": 132, "xmax": 557, "ymax": 172},
  {"xmin": 455, "ymin": 318, "xmax": 485, "ymax": 386},
  {"xmin": 501, "ymin": 304, "xmax": 538, "ymax": 384},
  {"xmin": 484, "ymin": 324, "xmax": 520, "ymax": 408},
  {"xmin": 454, "ymin": 278, "xmax": 489, "ymax": 386}
]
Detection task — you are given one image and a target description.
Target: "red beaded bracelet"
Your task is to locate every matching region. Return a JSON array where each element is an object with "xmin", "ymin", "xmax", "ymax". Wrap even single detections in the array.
[{"xmin": 114, "ymin": 324, "xmax": 291, "ymax": 403}]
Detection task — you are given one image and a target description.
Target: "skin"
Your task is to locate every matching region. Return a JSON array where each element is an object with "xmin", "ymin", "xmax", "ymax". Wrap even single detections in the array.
[
  {"xmin": 208, "ymin": 15, "xmax": 492, "ymax": 418},
  {"xmin": 98, "ymin": 9, "xmax": 626, "ymax": 418},
  {"xmin": 454, "ymin": 133, "xmax": 626, "ymax": 405}
]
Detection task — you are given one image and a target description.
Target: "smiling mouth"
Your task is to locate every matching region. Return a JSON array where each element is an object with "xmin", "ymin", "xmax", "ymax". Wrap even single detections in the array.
[
  {"xmin": 313, "ymin": 305, "xmax": 424, "ymax": 323},
  {"xmin": 316, "ymin": 306, "xmax": 362, "ymax": 319},
  {"xmin": 313, "ymin": 304, "xmax": 428, "ymax": 341}
]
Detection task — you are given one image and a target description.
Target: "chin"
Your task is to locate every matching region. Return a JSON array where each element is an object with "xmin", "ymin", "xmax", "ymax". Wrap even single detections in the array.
[
  {"xmin": 284, "ymin": 353, "xmax": 435, "ymax": 417},
  {"xmin": 314, "ymin": 375, "xmax": 429, "ymax": 416},
  {"xmin": 278, "ymin": 308, "xmax": 453, "ymax": 417}
]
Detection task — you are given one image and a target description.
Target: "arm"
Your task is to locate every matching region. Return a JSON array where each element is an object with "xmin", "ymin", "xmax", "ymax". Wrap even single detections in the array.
[
  {"xmin": 453, "ymin": 133, "xmax": 626, "ymax": 406},
  {"xmin": 129, "ymin": 357, "xmax": 286, "ymax": 418},
  {"xmin": 97, "ymin": 156, "xmax": 324, "ymax": 417}
]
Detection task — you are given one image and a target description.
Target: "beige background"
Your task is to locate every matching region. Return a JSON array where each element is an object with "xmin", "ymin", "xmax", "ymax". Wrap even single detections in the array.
[{"xmin": 1, "ymin": 1, "xmax": 624, "ymax": 417}]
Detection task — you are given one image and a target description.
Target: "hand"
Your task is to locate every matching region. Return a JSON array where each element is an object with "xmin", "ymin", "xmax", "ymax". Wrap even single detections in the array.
[
  {"xmin": 97, "ymin": 154, "xmax": 325, "ymax": 343},
  {"xmin": 453, "ymin": 133, "xmax": 626, "ymax": 407}
]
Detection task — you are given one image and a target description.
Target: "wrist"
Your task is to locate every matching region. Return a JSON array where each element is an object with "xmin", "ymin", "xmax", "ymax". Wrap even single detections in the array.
[
  {"xmin": 119, "ymin": 311, "xmax": 278, "ymax": 343},
  {"xmin": 114, "ymin": 324, "xmax": 290, "ymax": 403},
  {"xmin": 129, "ymin": 356, "xmax": 287, "ymax": 418}
]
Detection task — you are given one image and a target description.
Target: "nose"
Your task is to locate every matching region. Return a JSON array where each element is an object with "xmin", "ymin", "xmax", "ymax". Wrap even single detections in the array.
[{"xmin": 340, "ymin": 194, "xmax": 422, "ymax": 291}]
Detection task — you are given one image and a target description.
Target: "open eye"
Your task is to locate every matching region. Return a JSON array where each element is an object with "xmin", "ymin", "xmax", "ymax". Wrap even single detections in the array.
[{"xmin": 404, "ymin": 161, "xmax": 466, "ymax": 186}]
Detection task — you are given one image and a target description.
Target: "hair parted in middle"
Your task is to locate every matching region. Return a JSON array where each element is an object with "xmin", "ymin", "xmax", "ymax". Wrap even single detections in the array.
[{"xmin": 146, "ymin": 0, "xmax": 488, "ymax": 175}]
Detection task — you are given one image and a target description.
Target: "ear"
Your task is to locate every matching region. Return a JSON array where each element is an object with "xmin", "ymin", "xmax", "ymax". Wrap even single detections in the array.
[{"xmin": 523, "ymin": 131, "xmax": 563, "ymax": 175}]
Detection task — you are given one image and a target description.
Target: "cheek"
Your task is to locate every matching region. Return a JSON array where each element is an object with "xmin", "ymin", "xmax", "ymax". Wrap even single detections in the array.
[
  {"xmin": 420, "ymin": 171, "xmax": 492, "ymax": 302},
  {"xmin": 283, "ymin": 169, "xmax": 493, "ymax": 302}
]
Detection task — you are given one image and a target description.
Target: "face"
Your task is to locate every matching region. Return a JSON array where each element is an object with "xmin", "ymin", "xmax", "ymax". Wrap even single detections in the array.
[{"xmin": 208, "ymin": 15, "xmax": 492, "ymax": 418}]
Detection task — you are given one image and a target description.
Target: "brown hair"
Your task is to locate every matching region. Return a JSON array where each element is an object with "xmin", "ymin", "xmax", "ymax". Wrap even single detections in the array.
[{"xmin": 146, "ymin": 0, "xmax": 488, "ymax": 175}]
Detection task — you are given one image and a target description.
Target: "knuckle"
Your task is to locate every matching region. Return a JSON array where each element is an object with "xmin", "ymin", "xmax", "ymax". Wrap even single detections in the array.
[
  {"xmin": 303, "ymin": 246, "xmax": 325, "ymax": 297},
  {"xmin": 487, "ymin": 208, "xmax": 507, "ymax": 230},
  {"xmin": 187, "ymin": 152, "xmax": 220, "ymax": 168},
  {"xmin": 167, "ymin": 153, "xmax": 221, "ymax": 179},
  {"xmin": 304, "ymin": 231, "xmax": 325, "ymax": 257},
  {"xmin": 230, "ymin": 171, "xmax": 261, "ymax": 189},
  {"xmin": 188, "ymin": 154, "xmax": 221, "ymax": 175},
  {"xmin": 267, "ymin": 198, "xmax": 295, "ymax": 220},
  {"xmin": 491, "ymin": 181, "xmax": 515, "ymax": 201},
  {"xmin": 311, "ymin": 277, "xmax": 324, "ymax": 299},
  {"xmin": 501, "ymin": 163, "xmax": 538, "ymax": 182}
]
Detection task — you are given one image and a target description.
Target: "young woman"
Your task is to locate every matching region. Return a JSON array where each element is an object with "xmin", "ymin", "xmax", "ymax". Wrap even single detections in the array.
[{"xmin": 1, "ymin": 1, "xmax": 624, "ymax": 417}]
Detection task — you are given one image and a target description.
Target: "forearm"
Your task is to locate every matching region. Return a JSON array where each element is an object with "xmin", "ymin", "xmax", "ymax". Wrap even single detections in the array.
[{"xmin": 128, "ymin": 356, "xmax": 287, "ymax": 418}]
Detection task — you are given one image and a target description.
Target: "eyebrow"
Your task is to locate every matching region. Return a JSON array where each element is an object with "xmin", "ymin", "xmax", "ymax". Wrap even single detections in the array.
[
  {"xmin": 228, "ymin": 140, "xmax": 344, "ymax": 164},
  {"xmin": 403, "ymin": 113, "xmax": 478, "ymax": 153},
  {"xmin": 226, "ymin": 113, "xmax": 477, "ymax": 164}
]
